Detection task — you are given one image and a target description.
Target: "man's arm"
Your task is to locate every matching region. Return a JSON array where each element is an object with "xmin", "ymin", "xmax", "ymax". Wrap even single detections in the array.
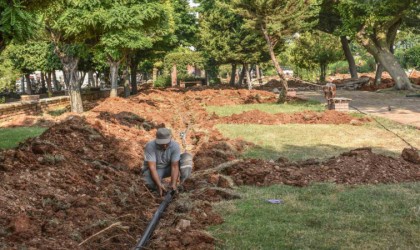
[
  {"xmin": 147, "ymin": 161, "xmax": 166, "ymax": 196},
  {"xmin": 170, "ymin": 161, "xmax": 179, "ymax": 190}
]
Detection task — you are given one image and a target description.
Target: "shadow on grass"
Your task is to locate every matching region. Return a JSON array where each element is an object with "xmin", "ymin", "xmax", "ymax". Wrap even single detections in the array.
[{"xmin": 243, "ymin": 143, "xmax": 402, "ymax": 162}]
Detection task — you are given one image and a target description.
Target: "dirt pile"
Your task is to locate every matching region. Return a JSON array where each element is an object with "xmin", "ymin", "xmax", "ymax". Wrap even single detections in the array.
[
  {"xmin": 220, "ymin": 148, "xmax": 420, "ymax": 187},
  {"xmin": 0, "ymin": 116, "xmax": 157, "ymax": 249},
  {"xmin": 221, "ymin": 110, "xmax": 372, "ymax": 125},
  {"xmin": 0, "ymin": 88, "xmax": 277, "ymax": 249}
]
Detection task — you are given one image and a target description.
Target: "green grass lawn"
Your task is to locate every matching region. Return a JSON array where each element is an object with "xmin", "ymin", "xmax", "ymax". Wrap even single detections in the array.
[
  {"xmin": 206, "ymin": 100, "xmax": 324, "ymax": 117},
  {"xmin": 216, "ymin": 122, "xmax": 420, "ymax": 161},
  {"xmin": 210, "ymin": 183, "xmax": 420, "ymax": 250},
  {"xmin": 0, "ymin": 127, "xmax": 46, "ymax": 149}
]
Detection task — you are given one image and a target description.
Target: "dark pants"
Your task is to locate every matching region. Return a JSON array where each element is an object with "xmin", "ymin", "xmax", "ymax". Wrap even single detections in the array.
[{"xmin": 143, "ymin": 152, "xmax": 193, "ymax": 189}]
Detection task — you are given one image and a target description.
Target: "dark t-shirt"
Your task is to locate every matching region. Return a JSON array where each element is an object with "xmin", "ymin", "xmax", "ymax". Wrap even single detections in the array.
[{"xmin": 143, "ymin": 140, "xmax": 181, "ymax": 169}]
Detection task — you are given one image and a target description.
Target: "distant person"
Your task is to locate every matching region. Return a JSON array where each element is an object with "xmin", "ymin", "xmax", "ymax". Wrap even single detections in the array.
[{"xmin": 142, "ymin": 128, "xmax": 193, "ymax": 196}]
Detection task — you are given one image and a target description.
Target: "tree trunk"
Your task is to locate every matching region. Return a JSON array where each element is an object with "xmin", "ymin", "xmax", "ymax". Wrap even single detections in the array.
[
  {"xmin": 40, "ymin": 72, "xmax": 47, "ymax": 94},
  {"xmin": 229, "ymin": 64, "xmax": 236, "ymax": 86},
  {"xmin": 21, "ymin": 75, "xmax": 25, "ymax": 93},
  {"xmin": 152, "ymin": 67, "xmax": 158, "ymax": 83},
  {"xmin": 109, "ymin": 60, "xmax": 120, "ymax": 97},
  {"xmin": 340, "ymin": 36, "xmax": 358, "ymax": 79},
  {"xmin": 256, "ymin": 65, "xmax": 262, "ymax": 85},
  {"xmin": 95, "ymin": 71, "xmax": 98, "ymax": 88},
  {"xmin": 238, "ymin": 65, "xmax": 246, "ymax": 86},
  {"xmin": 260, "ymin": 24, "xmax": 288, "ymax": 101},
  {"xmin": 130, "ymin": 59, "xmax": 138, "ymax": 94},
  {"xmin": 245, "ymin": 64, "xmax": 252, "ymax": 90},
  {"xmin": 374, "ymin": 63, "xmax": 384, "ymax": 86},
  {"xmin": 123, "ymin": 65, "xmax": 130, "ymax": 97},
  {"xmin": 61, "ymin": 56, "xmax": 83, "ymax": 113},
  {"xmin": 62, "ymin": 70, "xmax": 70, "ymax": 89},
  {"xmin": 88, "ymin": 71, "xmax": 94, "ymax": 88},
  {"xmin": 171, "ymin": 64, "xmax": 177, "ymax": 87},
  {"xmin": 78, "ymin": 71, "xmax": 86, "ymax": 88},
  {"xmin": 356, "ymin": 22, "xmax": 411, "ymax": 90},
  {"xmin": 25, "ymin": 74, "xmax": 32, "ymax": 95},
  {"xmin": 377, "ymin": 50, "xmax": 411, "ymax": 90},
  {"xmin": 46, "ymin": 71, "xmax": 53, "ymax": 94},
  {"xmin": 320, "ymin": 63, "xmax": 327, "ymax": 82},
  {"xmin": 52, "ymin": 71, "xmax": 60, "ymax": 91}
]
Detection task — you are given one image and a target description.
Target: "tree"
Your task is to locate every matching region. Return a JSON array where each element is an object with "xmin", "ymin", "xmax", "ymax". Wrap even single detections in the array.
[
  {"xmin": 0, "ymin": 0, "xmax": 53, "ymax": 51},
  {"xmin": 318, "ymin": 0, "xmax": 358, "ymax": 79},
  {"xmin": 93, "ymin": 0, "xmax": 169, "ymax": 97},
  {"xmin": 292, "ymin": 31, "xmax": 344, "ymax": 82},
  {"xmin": 0, "ymin": 46, "xmax": 20, "ymax": 91},
  {"xmin": 337, "ymin": 0, "xmax": 416, "ymax": 90},
  {"xmin": 198, "ymin": 0, "xmax": 269, "ymax": 88},
  {"xmin": 234, "ymin": 0, "xmax": 315, "ymax": 100}
]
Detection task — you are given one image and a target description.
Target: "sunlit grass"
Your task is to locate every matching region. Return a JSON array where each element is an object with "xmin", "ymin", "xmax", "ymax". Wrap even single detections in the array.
[
  {"xmin": 206, "ymin": 100, "xmax": 324, "ymax": 117},
  {"xmin": 0, "ymin": 127, "xmax": 46, "ymax": 149},
  {"xmin": 215, "ymin": 123, "xmax": 419, "ymax": 161}
]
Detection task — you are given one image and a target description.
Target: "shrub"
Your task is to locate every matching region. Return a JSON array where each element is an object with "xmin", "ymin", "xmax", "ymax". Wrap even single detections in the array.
[{"xmin": 154, "ymin": 75, "xmax": 171, "ymax": 88}]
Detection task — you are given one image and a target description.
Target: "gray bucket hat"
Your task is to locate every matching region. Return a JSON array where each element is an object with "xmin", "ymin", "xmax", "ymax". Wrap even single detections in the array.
[{"xmin": 156, "ymin": 128, "xmax": 172, "ymax": 145}]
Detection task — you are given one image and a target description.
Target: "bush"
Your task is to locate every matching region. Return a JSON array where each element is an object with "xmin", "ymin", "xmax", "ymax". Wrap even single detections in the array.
[
  {"xmin": 154, "ymin": 75, "xmax": 171, "ymax": 88},
  {"xmin": 329, "ymin": 61, "xmax": 349, "ymax": 74},
  {"xmin": 357, "ymin": 56, "xmax": 375, "ymax": 73}
]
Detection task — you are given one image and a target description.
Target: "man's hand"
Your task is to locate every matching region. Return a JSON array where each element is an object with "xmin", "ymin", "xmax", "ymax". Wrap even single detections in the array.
[{"xmin": 158, "ymin": 184, "xmax": 167, "ymax": 197}]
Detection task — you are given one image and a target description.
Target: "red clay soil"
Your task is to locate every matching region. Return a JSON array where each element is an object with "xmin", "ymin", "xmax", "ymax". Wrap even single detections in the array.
[
  {"xmin": 221, "ymin": 148, "xmax": 420, "ymax": 187},
  {"xmin": 0, "ymin": 87, "xmax": 276, "ymax": 249},
  {"xmin": 1, "ymin": 87, "xmax": 418, "ymax": 249}
]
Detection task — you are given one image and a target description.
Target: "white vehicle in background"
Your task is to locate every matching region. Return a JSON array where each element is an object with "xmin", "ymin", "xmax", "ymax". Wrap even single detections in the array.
[{"xmin": 282, "ymin": 66, "xmax": 294, "ymax": 76}]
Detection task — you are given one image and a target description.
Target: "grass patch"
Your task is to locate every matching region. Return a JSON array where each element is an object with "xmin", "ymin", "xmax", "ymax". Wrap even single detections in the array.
[
  {"xmin": 0, "ymin": 127, "xmax": 46, "ymax": 149},
  {"xmin": 210, "ymin": 183, "xmax": 420, "ymax": 250},
  {"xmin": 216, "ymin": 123, "xmax": 420, "ymax": 161},
  {"xmin": 47, "ymin": 108, "xmax": 68, "ymax": 117},
  {"xmin": 206, "ymin": 100, "xmax": 324, "ymax": 117}
]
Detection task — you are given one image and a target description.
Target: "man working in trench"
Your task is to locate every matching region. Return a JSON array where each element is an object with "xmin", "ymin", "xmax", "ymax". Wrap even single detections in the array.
[{"xmin": 142, "ymin": 128, "xmax": 193, "ymax": 196}]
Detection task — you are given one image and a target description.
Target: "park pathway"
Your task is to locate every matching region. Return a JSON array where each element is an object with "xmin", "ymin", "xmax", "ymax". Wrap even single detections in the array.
[{"xmin": 298, "ymin": 90, "xmax": 420, "ymax": 129}]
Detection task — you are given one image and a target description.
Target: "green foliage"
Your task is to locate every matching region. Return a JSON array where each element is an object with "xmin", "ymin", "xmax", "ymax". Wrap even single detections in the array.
[
  {"xmin": 0, "ymin": 46, "xmax": 20, "ymax": 91},
  {"xmin": 291, "ymin": 31, "xmax": 344, "ymax": 81},
  {"xmin": 198, "ymin": 0, "xmax": 269, "ymax": 65},
  {"xmin": 0, "ymin": 0, "xmax": 39, "ymax": 50},
  {"xmin": 6, "ymin": 41, "xmax": 61, "ymax": 74},
  {"xmin": 329, "ymin": 60, "xmax": 349, "ymax": 74},
  {"xmin": 234, "ymin": 0, "xmax": 317, "ymax": 42},
  {"xmin": 164, "ymin": 49, "xmax": 205, "ymax": 78},
  {"xmin": 401, "ymin": 45, "xmax": 420, "ymax": 70},
  {"xmin": 153, "ymin": 75, "xmax": 171, "ymax": 88}
]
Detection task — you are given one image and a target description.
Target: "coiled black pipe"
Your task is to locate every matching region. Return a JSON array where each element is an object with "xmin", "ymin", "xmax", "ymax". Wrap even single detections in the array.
[{"xmin": 134, "ymin": 190, "xmax": 176, "ymax": 250}]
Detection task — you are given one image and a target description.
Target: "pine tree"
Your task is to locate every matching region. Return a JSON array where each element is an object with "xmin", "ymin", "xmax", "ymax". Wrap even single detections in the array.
[{"xmin": 234, "ymin": 0, "xmax": 315, "ymax": 100}]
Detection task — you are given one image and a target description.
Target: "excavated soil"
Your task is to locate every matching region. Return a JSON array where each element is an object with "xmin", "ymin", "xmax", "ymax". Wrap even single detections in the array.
[{"xmin": 1, "ymin": 86, "xmax": 419, "ymax": 249}]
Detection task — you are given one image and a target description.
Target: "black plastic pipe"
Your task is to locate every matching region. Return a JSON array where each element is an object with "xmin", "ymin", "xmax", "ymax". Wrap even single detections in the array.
[{"xmin": 134, "ymin": 190, "xmax": 176, "ymax": 250}]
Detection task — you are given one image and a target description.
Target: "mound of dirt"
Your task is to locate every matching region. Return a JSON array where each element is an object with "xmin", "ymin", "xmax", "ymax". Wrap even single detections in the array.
[
  {"xmin": 221, "ymin": 110, "xmax": 372, "ymax": 125},
  {"xmin": 221, "ymin": 148, "xmax": 420, "ymax": 187},
  {"xmin": 0, "ymin": 116, "xmax": 158, "ymax": 249}
]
